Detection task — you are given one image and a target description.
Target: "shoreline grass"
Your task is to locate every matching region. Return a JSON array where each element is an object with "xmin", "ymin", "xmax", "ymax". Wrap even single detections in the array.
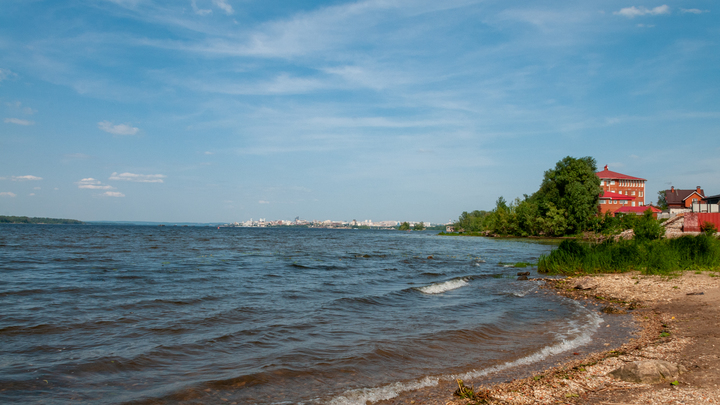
[{"xmin": 538, "ymin": 235, "xmax": 720, "ymax": 275}]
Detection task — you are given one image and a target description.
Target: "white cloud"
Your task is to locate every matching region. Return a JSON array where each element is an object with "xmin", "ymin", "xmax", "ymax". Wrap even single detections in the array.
[
  {"xmin": 0, "ymin": 68, "xmax": 17, "ymax": 82},
  {"xmin": 259, "ymin": 200, "xmax": 270, "ymax": 204},
  {"xmin": 102, "ymin": 191, "xmax": 125, "ymax": 197},
  {"xmin": 34, "ymin": 187, "xmax": 41, "ymax": 190},
  {"xmin": 77, "ymin": 178, "xmax": 115, "ymax": 189},
  {"xmin": 109, "ymin": 172, "xmax": 166, "ymax": 183},
  {"xmin": 614, "ymin": 5, "xmax": 670, "ymax": 18},
  {"xmin": 11, "ymin": 175, "xmax": 42, "ymax": 181},
  {"xmin": 29, "ymin": 193, "xmax": 35, "ymax": 196},
  {"xmin": 0, "ymin": 192, "xmax": 17, "ymax": 197},
  {"xmin": 4, "ymin": 118, "xmax": 34, "ymax": 126},
  {"xmin": 680, "ymin": 8, "xmax": 709, "ymax": 14},
  {"xmin": 212, "ymin": 0, "xmax": 234, "ymax": 15},
  {"xmin": 98, "ymin": 120, "xmax": 140, "ymax": 135},
  {"xmin": 637, "ymin": 23, "xmax": 655, "ymax": 28},
  {"xmin": 204, "ymin": 151, "xmax": 213, "ymax": 155}
]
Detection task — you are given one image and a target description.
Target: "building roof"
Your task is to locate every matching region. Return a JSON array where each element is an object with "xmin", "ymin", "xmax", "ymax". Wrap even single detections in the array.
[
  {"xmin": 596, "ymin": 165, "xmax": 646, "ymax": 181},
  {"xmin": 599, "ymin": 191, "xmax": 634, "ymax": 200},
  {"xmin": 665, "ymin": 188, "xmax": 705, "ymax": 205},
  {"xmin": 615, "ymin": 206, "xmax": 662, "ymax": 214}
]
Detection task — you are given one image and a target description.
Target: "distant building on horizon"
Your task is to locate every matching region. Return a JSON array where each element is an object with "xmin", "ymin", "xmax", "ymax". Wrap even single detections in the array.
[{"xmin": 596, "ymin": 165, "xmax": 647, "ymax": 215}]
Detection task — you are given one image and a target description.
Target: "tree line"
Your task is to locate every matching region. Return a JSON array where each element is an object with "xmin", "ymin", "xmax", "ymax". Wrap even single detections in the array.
[
  {"xmin": 0, "ymin": 216, "xmax": 84, "ymax": 224},
  {"xmin": 451, "ymin": 156, "xmax": 660, "ymax": 237}
]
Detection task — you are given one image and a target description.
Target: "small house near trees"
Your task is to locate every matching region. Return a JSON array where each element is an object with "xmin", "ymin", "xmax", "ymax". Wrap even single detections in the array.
[{"xmin": 664, "ymin": 186, "xmax": 705, "ymax": 215}]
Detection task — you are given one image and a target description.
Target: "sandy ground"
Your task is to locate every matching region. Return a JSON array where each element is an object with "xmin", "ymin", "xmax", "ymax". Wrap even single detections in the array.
[{"xmin": 394, "ymin": 272, "xmax": 720, "ymax": 405}]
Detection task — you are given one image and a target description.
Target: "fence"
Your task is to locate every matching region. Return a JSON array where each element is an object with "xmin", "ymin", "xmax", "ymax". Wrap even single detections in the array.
[
  {"xmin": 683, "ymin": 213, "xmax": 720, "ymax": 232},
  {"xmin": 692, "ymin": 202, "xmax": 720, "ymax": 213}
]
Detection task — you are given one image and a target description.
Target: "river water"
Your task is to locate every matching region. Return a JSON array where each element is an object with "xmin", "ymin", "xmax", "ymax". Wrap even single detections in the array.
[{"xmin": 0, "ymin": 226, "xmax": 623, "ymax": 404}]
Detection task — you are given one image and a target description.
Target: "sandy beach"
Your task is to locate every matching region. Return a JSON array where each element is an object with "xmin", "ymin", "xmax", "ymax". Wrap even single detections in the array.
[{"xmin": 386, "ymin": 272, "xmax": 720, "ymax": 405}]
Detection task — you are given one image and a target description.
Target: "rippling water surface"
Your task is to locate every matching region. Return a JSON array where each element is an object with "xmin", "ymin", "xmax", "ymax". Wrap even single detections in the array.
[{"xmin": 1, "ymin": 225, "xmax": 603, "ymax": 404}]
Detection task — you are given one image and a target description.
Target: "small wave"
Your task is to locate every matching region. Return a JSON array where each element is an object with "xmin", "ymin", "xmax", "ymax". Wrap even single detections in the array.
[
  {"xmin": 329, "ymin": 304, "xmax": 603, "ymax": 405},
  {"xmin": 419, "ymin": 271, "xmax": 445, "ymax": 277},
  {"xmin": 455, "ymin": 305, "xmax": 603, "ymax": 381},
  {"xmin": 499, "ymin": 282, "xmax": 540, "ymax": 298},
  {"xmin": 0, "ymin": 288, "xmax": 47, "ymax": 297},
  {"xmin": 416, "ymin": 278, "xmax": 469, "ymax": 294},
  {"xmin": 329, "ymin": 376, "xmax": 439, "ymax": 405}
]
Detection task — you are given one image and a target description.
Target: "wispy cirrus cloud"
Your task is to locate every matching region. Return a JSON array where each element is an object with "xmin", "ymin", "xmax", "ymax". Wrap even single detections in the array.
[
  {"xmin": 101, "ymin": 191, "xmax": 125, "ymax": 197},
  {"xmin": 6, "ymin": 101, "xmax": 36, "ymax": 115},
  {"xmin": 109, "ymin": 172, "xmax": 166, "ymax": 183},
  {"xmin": 191, "ymin": 0, "xmax": 212, "ymax": 15},
  {"xmin": 77, "ymin": 178, "xmax": 115, "ymax": 189},
  {"xmin": 680, "ymin": 8, "xmax": 709, "ymax": 14},
  {"xmin": 614, "ymin": 5, "xmax": 670, "ymax": 18},
  {"xmin": 0, "ymin": 68, "xmax": 17, "ymax": 82},
  {"xmin": 64, "ymin": 153, "xmax": 91, "ymax": 160},
  {"xmin": 4, "ymin": 118, "xmax": 35, "ymax": 125},
  {"xmin": 0, "ymin": 192, "xmax": 17, "ymax": 197},
  {"xmin": 98, "ymin": 120, "xmax": 139, "ymax": 135},
  {"xmin": 212, "ymin": 0, "xmax": 233, "ymax": 15}
]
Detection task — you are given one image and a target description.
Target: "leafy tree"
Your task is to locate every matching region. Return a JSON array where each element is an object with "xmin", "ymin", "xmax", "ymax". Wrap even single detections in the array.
[
  {"xmin": 398, "ymin": 222, "xmax": 410, "ymax": 231},
  {"xmin": 536, "ymin": 202, "xmax": 568, "ymax": 236},
  {"xmin": 657, "ymin": 190, "xmax": 668, "ymax": 210},
  {"xmin": 454, "ymin": 210, "xmax": 490, "ymax": 232},
  {"xmin": 413, "ymin": 222, "xmax": 425, "ymax": 231},
  {"xmin": 532, "ymin": 156, "xmax": 601, "ymax": 235},
  {"xmin": 447, "ymin": 156, "xmax": 605, "ymax": 238}
]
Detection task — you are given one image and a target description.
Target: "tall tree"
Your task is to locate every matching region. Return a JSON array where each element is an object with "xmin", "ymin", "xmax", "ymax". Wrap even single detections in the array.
[
  {"xmin": 532, "ymin": 156, "xmax": 601, "ymax": 234},
  {"xmin": 656, "ymin": 190, "xmax": 668, "ymax": 210}
]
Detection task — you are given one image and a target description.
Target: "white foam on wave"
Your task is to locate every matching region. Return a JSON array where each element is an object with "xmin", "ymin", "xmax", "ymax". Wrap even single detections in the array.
[
  {"xmin": 417, "ymin": 278, "xmax": 469, "ymax": 294},
  {"xmin": 506, "ymin": 283, "xmax": 538, "ymax": 297},
  {"xmin": 327, "ymin": 302, "xmax": 603, "ymax": 405},
  {"xmin": 328, "ymin": 376, "xmax": 439, "ymax": 405}
]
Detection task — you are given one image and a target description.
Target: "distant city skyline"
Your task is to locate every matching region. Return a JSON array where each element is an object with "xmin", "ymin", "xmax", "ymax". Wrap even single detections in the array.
[{"xmin": 1, "ymin": 1, "xmax": 718, "ymax": 223}]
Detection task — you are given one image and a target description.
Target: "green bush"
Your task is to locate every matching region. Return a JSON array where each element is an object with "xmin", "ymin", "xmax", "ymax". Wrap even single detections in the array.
[
  {"xmin": 700, "ymin": 221, "xmax": 718, "ymax": 236},
  {"xmin": 633, "ymin": 210, "xmax": 664, "ymax": 241}
]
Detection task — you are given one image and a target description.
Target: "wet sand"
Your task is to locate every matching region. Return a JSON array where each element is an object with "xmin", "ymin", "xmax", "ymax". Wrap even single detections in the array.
[{"xmin": 386, "ymin": 272, "xmax": 720, "ymax": 405}]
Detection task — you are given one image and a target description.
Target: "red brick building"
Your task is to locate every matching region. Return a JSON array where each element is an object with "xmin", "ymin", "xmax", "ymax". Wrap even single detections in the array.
[{"xmin": 596, "ymin": 165, "xmax": 647, "ymax": 215}]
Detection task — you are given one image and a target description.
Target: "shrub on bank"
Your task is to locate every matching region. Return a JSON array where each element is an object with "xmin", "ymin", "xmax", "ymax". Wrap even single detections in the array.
[{"xmin": 538, "ymin": 235, "xmax": 720, "ymax": 275}]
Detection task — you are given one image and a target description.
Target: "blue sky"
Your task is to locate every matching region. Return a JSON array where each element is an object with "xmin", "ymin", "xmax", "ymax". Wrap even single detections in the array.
[{"xmin": 0, "ymin": 0, "xmax": 718, "ymax": 223}]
